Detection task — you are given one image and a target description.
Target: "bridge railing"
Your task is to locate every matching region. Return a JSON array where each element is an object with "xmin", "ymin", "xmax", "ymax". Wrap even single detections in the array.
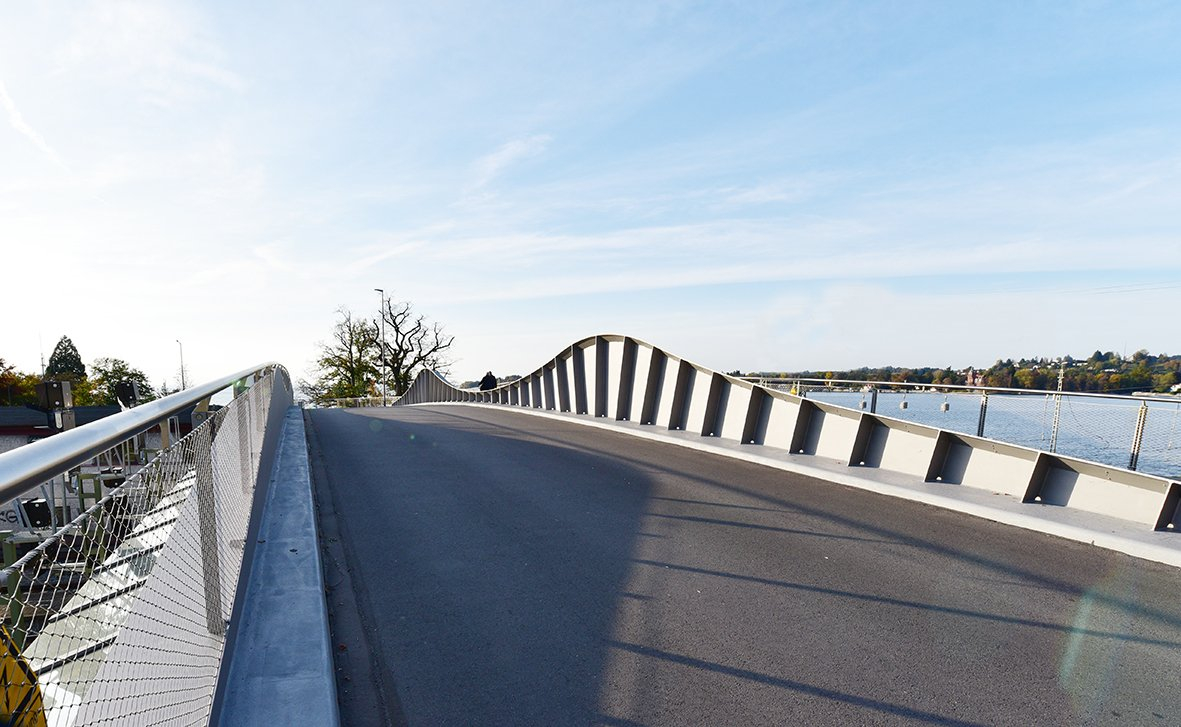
[
  {"xmin": 747, "ymin": 377, "xmax": 1181, "ymax": 478},
  {"xmin": 396, "ymin": 334, "xmax": 1181, "ymax": 533},
  {"xmin": 0, "ymin": 363, "xmax": 291, "ymax": 726}
]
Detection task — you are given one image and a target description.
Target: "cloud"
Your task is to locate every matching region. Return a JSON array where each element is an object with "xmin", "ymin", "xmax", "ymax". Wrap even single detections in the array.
[
  {"xmin": 51, "ymin": 0, "xmax": 244, "ymax": 108},
  {"xmin": 470, "ymin": 134, "xmax": 552, "ymax": 189},
  {"xmin": 0, "ymin": 77, "xmax": 67, "ymax": 170}
]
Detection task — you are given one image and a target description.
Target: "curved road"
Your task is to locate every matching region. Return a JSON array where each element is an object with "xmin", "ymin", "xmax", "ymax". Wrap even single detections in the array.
[{"xmin": 306, "ymin": 405, "xmax": 1181, "ymax": 726}]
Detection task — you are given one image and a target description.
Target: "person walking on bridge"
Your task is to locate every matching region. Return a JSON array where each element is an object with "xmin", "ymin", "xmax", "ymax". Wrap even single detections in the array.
[{"xmin": 479, "ymin": 371, "xmax": 497, "ymax": 391}]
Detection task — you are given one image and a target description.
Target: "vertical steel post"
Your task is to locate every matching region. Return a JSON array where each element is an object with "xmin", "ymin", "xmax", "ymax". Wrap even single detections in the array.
[
  {"xmin": 1049, "ymin": 393, "xmax": 1063, "ymax": 453},
  {"xmin": 1049, "ymin": 363, "xmax": 1066, "ymax": 453},
  {"xmin": 869, "ymin": 388, "xmax": 878, "ymax": 414},
  {"xmin": 194, "ymin": 420, "xmax": 225, "ymax": 635},
  {"xmin": 1129, "ymin": 401, "xmax": 1149, "ymax": 471},
  {"xmin": 976, "ymin": 392, "xmax": 989, "ymax": 438}
]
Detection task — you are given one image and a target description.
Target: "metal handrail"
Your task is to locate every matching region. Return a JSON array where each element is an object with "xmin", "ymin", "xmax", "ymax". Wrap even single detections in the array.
[
  {"xmin": 740, "ymin": 376, "xmax": 1176, "ymax": 403},
  {"xmin": 0, "ymin": 362, "xmax": 281, "ymax": 502}
]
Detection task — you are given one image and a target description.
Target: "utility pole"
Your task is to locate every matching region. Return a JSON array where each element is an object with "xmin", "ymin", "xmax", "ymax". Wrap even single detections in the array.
[
  {"xmin": 177, "ymin": 339, "xmax": 186, "ymax": 390},
  {"xmin": 375, "ymin": 288, "xmax": 387, "ymax": 406}
]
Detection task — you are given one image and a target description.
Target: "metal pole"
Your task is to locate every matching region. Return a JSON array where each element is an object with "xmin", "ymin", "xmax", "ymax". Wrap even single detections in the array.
[
  {"xmin": 375, "ymin": 288, "xmax": 387, "ymax": 406},
  {"xmin": 1049, "ymin": 362, "xmax": 1065, "ymax": 453},
  {"xmin": 176, "ymin": 339, "xmax": 186, "ymax": 390},
  {"xmin": 977, "ymin": 392, "xmax": 989, "ymax": 438},
  {"xmin": 1129, "ymin": 402, "xmax": 1148, "ymax": 471},
  {"xmin": 869, "ymin": 388, "xmax": 878, "ymax": 414},
  {"xmin": 194, "ymin": 421, "xmax": 225, "ymax": 635}
]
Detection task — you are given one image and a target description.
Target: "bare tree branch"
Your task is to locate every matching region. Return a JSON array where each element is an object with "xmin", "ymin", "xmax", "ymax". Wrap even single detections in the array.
[{"xmin": 375, "ymin": 297, "xmax": 455, "ymax": 396}]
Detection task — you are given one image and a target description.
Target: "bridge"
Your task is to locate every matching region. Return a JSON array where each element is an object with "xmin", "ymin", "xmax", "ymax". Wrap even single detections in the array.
[{"xmin": 0, "ymin": 335, "xmax": 1179, "ymax": 725}]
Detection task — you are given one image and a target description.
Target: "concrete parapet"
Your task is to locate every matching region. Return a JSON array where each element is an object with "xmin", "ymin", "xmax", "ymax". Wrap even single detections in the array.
[{"xmin": 397, "ymin": 335, "xmax": 1181, "ymax": 564}]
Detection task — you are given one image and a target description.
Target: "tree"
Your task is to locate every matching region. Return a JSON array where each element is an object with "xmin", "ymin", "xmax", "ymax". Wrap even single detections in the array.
[
  {"xmin": 86, "ymin": 358, "xmax": 158, "ymax": 406},
  {"xmin": 299, "ymin": 308, "xmax": 380, "ymax": 406},
  {"xmin": 0, "ymin": 359, "xmax": 40, "ymax": 406},
  {"xmin": 375, "ymin": 296, "xmax": 455, "ymax": 396},
  {"xmin": 45, "ymin": 336, "xmax": 86, "ymax": 380}
]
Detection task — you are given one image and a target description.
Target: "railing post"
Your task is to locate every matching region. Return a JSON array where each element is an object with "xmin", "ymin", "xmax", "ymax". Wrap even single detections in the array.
[
  {"xmin": 869, "ymin": 388, "xmax": 878, "ymax": 414},
  {"xmin": 1129, "ymin": 402, "xmax": 1149, "ymax": 471},
  {"xmin": 194, "ymin": 418, "xmax": 225, "ymax": 636},
  {"xmin": 1049, "ymin": 392, "xmax": 1063, "ymax": 453},
  {"xmin": 977, "ymin": 392, "xmax": 989, "ymax": 438}
]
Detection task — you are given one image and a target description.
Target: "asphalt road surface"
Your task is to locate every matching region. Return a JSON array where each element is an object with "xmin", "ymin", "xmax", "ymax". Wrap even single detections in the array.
[{"xmin": 306, "ymin": 405, "xmax": 1181, "ymax": 726}]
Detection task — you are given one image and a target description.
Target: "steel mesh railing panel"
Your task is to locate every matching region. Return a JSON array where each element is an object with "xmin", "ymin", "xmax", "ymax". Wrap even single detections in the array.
[
  {"xmin": 799, "ymin": 384, "xmax": 1181, "ymax": 477},
  {"xmin": 1050, "ymin": 396, "xmax": 1141, "ymax": 468},
  {"xmin": 1, "ymin": 371, "xmax": 281, "ymax": 727},
  {"xmin": 974, "ymin": 393, "xmax": 1058, "ymax": 451}
]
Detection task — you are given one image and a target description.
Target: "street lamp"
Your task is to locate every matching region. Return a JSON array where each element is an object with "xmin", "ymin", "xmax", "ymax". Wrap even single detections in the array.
[
  {"xmin": 374, "ymin": 288, "xmax": 387, "ymax": 406},
  {"xmin": 176, "ymin": 339, "xmax": 186, "ymax": 390}
]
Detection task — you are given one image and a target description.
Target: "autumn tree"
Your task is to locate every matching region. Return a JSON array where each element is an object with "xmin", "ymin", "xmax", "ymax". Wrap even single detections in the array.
[{"xmin": 0, "ymin": 358, "xmax": 40, "ymax": 406}]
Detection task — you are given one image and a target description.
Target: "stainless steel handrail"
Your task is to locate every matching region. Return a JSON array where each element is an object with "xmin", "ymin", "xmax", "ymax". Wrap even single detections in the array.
[
  {"xmin": 0, "ymin": 362, "xmax": 282, "ymax": 502},
  {"xmin": 741, "ymin": 376, "xmax": 1175, "ymax": 403}
]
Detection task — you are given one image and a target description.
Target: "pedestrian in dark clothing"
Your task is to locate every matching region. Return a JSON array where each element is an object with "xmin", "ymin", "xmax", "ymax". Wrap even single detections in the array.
[{"xmin": 479, "ymin": 371, "xmax": 497, "ymax": 390}]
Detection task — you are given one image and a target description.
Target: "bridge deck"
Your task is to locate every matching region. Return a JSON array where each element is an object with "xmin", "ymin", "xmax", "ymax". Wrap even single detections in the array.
[{"xmin": 307, "ymin": 405, "xmax": 1181, "ymax": 726}]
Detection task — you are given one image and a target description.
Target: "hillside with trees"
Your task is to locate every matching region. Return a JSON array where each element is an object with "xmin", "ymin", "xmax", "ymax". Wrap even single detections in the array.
[{"xmin": 748, "ymin": 349, "xmax": 1181, "ymax": 394}]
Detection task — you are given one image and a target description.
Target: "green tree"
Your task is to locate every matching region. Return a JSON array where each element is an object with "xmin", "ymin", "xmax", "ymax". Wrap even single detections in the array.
[
  {"xmin": 85, "ymin": 358, "xmax": 158, "ymax": 406},
  {"xmin": 45, "ymin": 336, "xmax": 86, "ymax": 381},
  {"xmin": 299, "ymin": 308, "xmax": 380, "ymax": 406}
]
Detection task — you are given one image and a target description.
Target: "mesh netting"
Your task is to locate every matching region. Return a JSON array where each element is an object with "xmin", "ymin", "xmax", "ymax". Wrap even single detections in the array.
[
  {"xmin": 1, "ymin": 373, "xmax": 279, "ymax": 727},
  {"xmin": 798, "ymin": 385, "xmax": 1181, "ymax": 478}
]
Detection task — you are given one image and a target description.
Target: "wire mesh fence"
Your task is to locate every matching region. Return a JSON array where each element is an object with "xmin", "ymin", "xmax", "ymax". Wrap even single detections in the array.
[
  {"xmin": 1, "ymin": 370, "xmax": 284, "ymax": 727},
  {"xmin": 773, "ymin": 382, "xmax": 1181, "ymax": 479}
]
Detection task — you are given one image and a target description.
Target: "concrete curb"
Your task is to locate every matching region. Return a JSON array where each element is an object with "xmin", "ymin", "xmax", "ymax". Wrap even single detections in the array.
[
  {"xmin": 218, "ymin": 406, "xmax": 340, "ymax": 726},
  {"xmin": 415, "ymin": 402, "xmax": 1181, "ymax": 569}
]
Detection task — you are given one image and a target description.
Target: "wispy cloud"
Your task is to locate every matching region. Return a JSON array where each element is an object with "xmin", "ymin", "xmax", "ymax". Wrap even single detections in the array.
[
  {"xmin": 52, "ymin": 0, "xmax": 244, "ymax": 108},
  {"xmin": 0, "ymin": 77, "xmax": 67, "ymax": 170},
  {"xmin": 469, "ymin": 134, "xmax": 552, "ymax": 190}
]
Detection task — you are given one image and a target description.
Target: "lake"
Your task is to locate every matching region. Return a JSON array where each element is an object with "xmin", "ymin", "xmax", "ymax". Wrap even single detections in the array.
[{"xmin": 791, "ymin": 388, "xmax": 1181, "ymax": 480}]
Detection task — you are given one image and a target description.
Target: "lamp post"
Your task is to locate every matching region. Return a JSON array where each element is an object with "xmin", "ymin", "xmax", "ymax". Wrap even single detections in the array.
[
  {"xmin": 374, "ymin": 288, "xmax": 387, "ymax": 406},
  {"xmin": 176, "ymin": 339, "xmax": 186, "ymax": 390}
]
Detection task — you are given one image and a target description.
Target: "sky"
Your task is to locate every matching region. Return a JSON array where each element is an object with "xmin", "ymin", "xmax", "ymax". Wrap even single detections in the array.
[{"xmin": 2, "ymin": 1, "xmax": 1180, "ymax": 390}]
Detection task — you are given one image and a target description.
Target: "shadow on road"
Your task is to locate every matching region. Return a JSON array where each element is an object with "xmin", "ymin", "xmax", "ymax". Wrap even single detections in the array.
[{"xmin": 307, "ymin": 405, "xmax": 1181, "ymax": 726}]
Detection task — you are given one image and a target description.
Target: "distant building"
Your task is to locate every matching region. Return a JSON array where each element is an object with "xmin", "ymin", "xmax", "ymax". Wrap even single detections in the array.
[{"xmin": 0, "ymin": 406, "xmax": 195, "ymax": 456}]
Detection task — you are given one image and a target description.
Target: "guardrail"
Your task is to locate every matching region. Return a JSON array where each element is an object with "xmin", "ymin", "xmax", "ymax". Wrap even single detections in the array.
[
  {"xmin": 746, "ymin": 377, "xmax": 1181, "ymax": 478},
  {"xmin": 0, "ymin": 363, "xmax": 291, "ymax": 726},
  {"xmin": 396, "ymin": 334, "xmax": 1181, "ymax": 533}
]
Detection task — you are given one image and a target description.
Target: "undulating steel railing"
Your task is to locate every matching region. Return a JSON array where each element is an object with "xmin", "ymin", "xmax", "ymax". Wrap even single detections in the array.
[
  {"xmin": 393, "ymin": 334, "xmax": 1181, "ymax": 533},
  {"xmin": 0, "ymin": 363, "xmax": 291, "ymax": 726}
]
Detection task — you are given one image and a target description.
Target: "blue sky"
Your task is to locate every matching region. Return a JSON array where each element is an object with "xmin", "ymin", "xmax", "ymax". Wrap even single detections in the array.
[{"xmin": 2, "ymin": 1, "xmax": 1179, "ymax": 388}]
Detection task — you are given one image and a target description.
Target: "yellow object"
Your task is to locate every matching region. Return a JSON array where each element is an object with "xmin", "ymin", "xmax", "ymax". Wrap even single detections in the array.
[{"xmin": 0, "ymin": 626, "xmax": 47, "ymax": 727}]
